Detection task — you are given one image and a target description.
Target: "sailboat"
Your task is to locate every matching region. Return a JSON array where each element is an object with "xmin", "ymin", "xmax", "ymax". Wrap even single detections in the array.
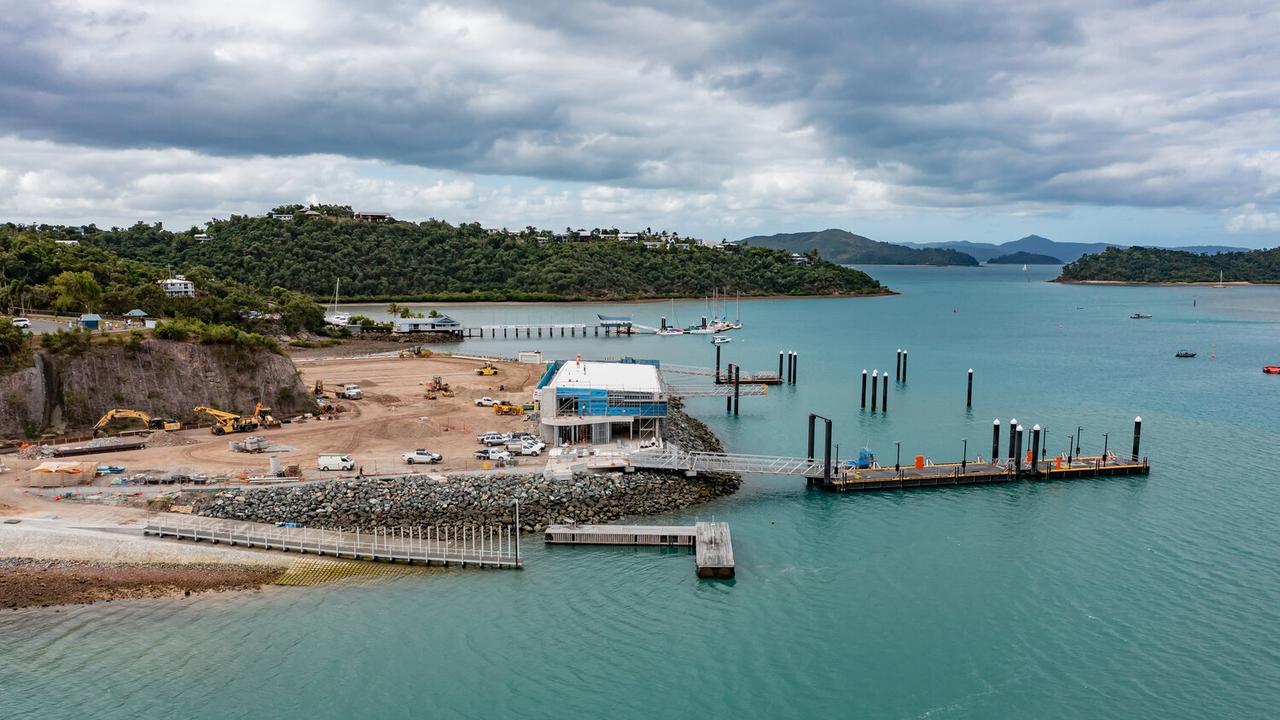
[
  {"xmin": 656, "ymin": 299, "xmax": 685, "ymax": 335},
  {"xmin": 324, "ymin": 278, "xmax": 351, "ymax": 326},
  {"xmin": 1214, "ymin": 271, "xmax": 1226, "ymax": 289}
]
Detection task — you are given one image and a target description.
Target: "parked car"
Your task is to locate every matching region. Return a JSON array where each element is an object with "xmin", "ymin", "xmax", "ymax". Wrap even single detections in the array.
[
  {"xmin": 474, "ymin": 447, "xmax": 512, "ymax": 462},
  {"xmin": 476, "ymin": 431, "xmax": 510, "ymax": 446},
  {"xmin": 317, "ymin": 453, "xmax": 355, "ymax": 471},
  {"xmin": 474, "ymin": 396, "xmax": 496, "ymax": 407},
  {"xmin": 507, "ymin": 439, "xmax": 545, "ymax": 456},
  {"xmin": 11, "ymin": 317, "xmax": 30, "ymax": 329},
  {"xmin": 339, "ymin": 384, "xmax": 363, "ymax": 400},
  {"xmin": 402, "ymin": 449, "xmax": 442, "ymax": 464}
]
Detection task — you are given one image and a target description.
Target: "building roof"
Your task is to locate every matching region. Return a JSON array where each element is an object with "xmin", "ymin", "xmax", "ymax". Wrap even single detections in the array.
[
  {"xmin": 547, "ymin": 360, "xmax": 662, "ymax": 393},
  {"xmin": 124, "ymin": 309, "xmax": 148, "ymax": 317},
  {"xmin": 80, "ymin": 313, "xmax": 101, "ymax": 321}
]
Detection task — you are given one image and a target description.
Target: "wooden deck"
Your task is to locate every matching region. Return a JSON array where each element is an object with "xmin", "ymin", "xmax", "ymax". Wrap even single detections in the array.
[
  {"xmin": 814, "ymin": 455, "xmax": 1150, "ymax": 492},
  {"xmin": 544, "ymin": 522, "xmax": 735, "ymax": 578}
]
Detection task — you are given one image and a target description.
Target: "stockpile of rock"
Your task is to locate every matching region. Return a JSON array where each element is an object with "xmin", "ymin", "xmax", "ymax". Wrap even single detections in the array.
[{"xmin": 189, "ymin": 469, "xmax": 739, "ymax": 532}]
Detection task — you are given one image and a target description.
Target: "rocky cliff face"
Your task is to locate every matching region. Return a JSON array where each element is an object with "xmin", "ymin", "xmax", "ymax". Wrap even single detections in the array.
[{"xmin": 0, "ymin": 339, "xmax": 310, "ymax": 438}]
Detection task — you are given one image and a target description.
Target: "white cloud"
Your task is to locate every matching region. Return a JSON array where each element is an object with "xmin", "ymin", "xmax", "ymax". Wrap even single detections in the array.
[{"xmin": 1226, "ymin": 205, "xmax": 1280, "ymax": 233}]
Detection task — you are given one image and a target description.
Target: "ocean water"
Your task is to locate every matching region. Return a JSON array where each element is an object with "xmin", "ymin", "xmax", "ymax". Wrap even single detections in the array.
[{"xmin": 4, "ymin": 266, "xmax": 1279, "ymax": 719}]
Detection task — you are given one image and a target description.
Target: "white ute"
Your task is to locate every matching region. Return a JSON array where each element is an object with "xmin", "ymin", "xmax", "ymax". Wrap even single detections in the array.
[
  {"xmin": 474, "ymin": 396, "xmax": 496, "ymax": 407},
  {"xmin": 402, "ymin": 449, "xmax": 442, "ymax": 465},
  {"xmin": 474, "ymin": 447, "xmax": 512, "ymax": 462}
]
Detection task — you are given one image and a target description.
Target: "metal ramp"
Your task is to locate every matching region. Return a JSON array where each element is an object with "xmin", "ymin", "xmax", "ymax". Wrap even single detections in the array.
[
  {"xmin": 659, "ymin": 364, "xmax": 718, "ymax": 376},
  {"xmin": 662, "ymin": 383, "xmax": 768, "ymax": 398},
  {"xmin": 627, "ymin": 447, "xmax": 824, "ymax": 476}
]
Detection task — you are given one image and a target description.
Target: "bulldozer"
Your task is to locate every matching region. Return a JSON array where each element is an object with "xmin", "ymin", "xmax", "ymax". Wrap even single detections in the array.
[
  {"xmin": 399, "ymin": 345, "xmax": 433, "ymax": 359},
  {"xmin": 193, "ymin": 405, "xmax": 260, "ymax": 436},
  {"xmin": 424, "ymin": 375, "xmax": 454, "ymax": 397},
  {"xmin": 493, "ymin": 401, "xmax": 523, "ymax": 416},
  {"xmin": 253, "ymin": 402, "xmax": 282, "ymax": 429},
  {"xmin": 92, "ymin": 409, "xmax": 182, "ymax": 437},
  {"xmin": 476, "ymin": 361, "xmax": 498, "ymax": 376}
]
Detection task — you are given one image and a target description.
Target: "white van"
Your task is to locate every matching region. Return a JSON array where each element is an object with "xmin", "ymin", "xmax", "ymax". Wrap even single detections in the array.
[{"xmin": 318, "ymin": 453, "xmax": 355, "ymax": 471}]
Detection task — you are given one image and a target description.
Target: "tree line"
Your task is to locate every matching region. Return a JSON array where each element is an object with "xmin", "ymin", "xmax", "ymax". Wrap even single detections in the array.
[{"xmin": 1059, "ymin": 246, "xmax": 1280, "ymax": 283}]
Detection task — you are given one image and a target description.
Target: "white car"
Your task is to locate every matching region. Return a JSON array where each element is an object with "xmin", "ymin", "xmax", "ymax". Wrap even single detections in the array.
[
  {"xmin": 474, "ymin": 396, "xmax": 496, "ymax": 407},
  {"xmin": 11, "ymin": 317, "xmax": 30, "ymax": 329},
  {"xmin": 474, "ymin": 447, "xmax": 512, "ymax": 462},
  {"xmin": 476, "ymin": 431, "xmax": 510, "ymax": 446},
  {"xmin": 402, "ymin": 449, "xmax": 442, "ymax": 465}
]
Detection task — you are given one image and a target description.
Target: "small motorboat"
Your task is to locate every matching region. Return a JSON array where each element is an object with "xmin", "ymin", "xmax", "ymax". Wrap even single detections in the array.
[
  {"xmin": 1175, "ymin": 351, "xmax": 1196, "ymax": 358},
  {"xmin": 711, "ymin": 335, "xmax": 731, "ymax": 345},
  {"xmin": 1264, "ymin": 365, "xmax": 1280, "ymax": 375},
  {"xmin": 1130, "ymin": 313, "xmax": 1152, "ymax": 319},
  {"xmin": 655, "ymin": 327, "xmax": 684, "ymax": 336}
]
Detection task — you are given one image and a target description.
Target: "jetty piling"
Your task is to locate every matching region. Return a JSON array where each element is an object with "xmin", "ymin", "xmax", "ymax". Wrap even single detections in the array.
[
  {"xmin": 778, "ymin": 351, "xmax": 784, "ymax": 379},
  {"xmin": 1030, "ymin": 425, "xmax": 1042, "ymax": 478},
  {"xmin": 902, "ymin": 351, "xmax": 908, "ymax": 383},
  {"xmin": 733, "ymin": 365, "xmax": 741, "ymax": 416},
  {"xmin": 992, "ymin": 419, "xmax": 1001, "ymax": 461},
  {"xmin": 871, "ymin": 369, "xmax": 879, "ymax": 411},
  {"xmin": 1014, "ymin": 424, "xmax": 1024, "ymax": 474},
  {"xmin": 792, "ymin": 352, "xmax": 798, "ymax": 384},
  {"xmin": 896, "ymin": 349, "xmax": 902, "ymax": 381},
  {"xmin": 882, "ymin": 372, "xmax": 889, "ymax": 412},
  {"xmin": 1008, "ymin": 418, "xmax": 1018, "ymax": 459},
  {"xmin": 967, "ymin": 369, "xmax": 974, "ymax": 408},
  {"xmin": 1132, "ymin": 416, "xmax": 1142, "ymax": 461},
  {"xmin": 860, "ymin": 369, "xmax": 868, "ymax": 408}
]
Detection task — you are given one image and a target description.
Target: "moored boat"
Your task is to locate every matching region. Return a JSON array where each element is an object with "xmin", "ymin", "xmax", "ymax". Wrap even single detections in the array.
[
  {"xmin": 1130, "ymin": 312, "xmax": 1152, "ymax": 319},
  {"xmin": 1175, "ymin": 351, "xmax": 1196, "ymax": 358},
  {"xmin": 712, "ymin": 335, "xmax": 731, "ymax": 345},
  {"xmin": 1264, "ymin": 365, "xmax": 1280, "ymax": 375}
]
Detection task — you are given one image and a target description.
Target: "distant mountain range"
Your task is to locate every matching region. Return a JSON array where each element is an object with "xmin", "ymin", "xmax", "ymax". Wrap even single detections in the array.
[
  {"xmin": 899, "ymin": 235, "xmax": 1248, "ymax": 264},
  {"xmin": 742, "ymin": 229, "xmax": 979, "ymax": 266},
  {"xmin": 987, "ymin": 251, "xmax": 1062, "ymax": 265}
]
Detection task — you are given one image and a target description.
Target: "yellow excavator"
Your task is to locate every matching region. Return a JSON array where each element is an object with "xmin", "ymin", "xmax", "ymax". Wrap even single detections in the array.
[
  {"xmin": 193, "ymin": 405, "xmax": 260, "ymax": 435},
  {"xmin": 92, "ymin": 409, "xmax": 182, "ymax": 437},
  {"xmin": 253, "ymin": 402, "xmax": 282, "ymax": 429}
]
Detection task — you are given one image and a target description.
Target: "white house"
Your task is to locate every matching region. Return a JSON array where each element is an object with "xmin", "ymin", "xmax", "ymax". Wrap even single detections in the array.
[
  {"xmin": 157, "ymin": 274, "xmax": 196, "ymax": 298},
  {"xmin": 271, "ymin": 213, "xmax": 294, "ymax": 221}
]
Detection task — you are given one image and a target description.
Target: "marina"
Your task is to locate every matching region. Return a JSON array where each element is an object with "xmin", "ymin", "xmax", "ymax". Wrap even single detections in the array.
[{"xmin": 543, "ymin": 521, "xmax": 734, "ymax": 578}]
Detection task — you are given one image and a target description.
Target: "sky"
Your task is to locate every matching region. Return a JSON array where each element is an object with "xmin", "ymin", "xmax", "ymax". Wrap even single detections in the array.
[{"xmin": 1, "ymin": 0, "xmax": 1278, "ymax": 248}]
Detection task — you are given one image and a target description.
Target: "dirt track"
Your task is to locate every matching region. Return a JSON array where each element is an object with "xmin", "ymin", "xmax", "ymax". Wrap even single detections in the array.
[{"xmin": 4, "ymin": 354, "xmax": 543, "ymax": 482}]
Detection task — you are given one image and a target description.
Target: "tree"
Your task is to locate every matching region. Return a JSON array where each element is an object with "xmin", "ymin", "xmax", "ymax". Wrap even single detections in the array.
[
  {"xmin": 51, "ymin": 270, "xmax": 102, "ymax": 313},
  {"xmin": 0, "ymin": 316, "xmax": 27, "ymax": 361}
]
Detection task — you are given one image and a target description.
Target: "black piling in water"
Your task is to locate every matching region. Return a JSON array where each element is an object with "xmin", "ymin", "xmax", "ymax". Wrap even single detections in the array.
[
  {"xmin": 860, "ymin": 370, "xmax": 868, "ymax": 408},
  {"xmin": 661, "ymin": 316, "xmax": 667, "ymax": 331},
  {"xmin": 1014, "ymin": 424, "xmax": 1024, "ymax": 475},
  {"xmin": 792, "ymin": 352, "xmax": 798, "ymax": 384},
  {"xmin": 715, "ymin": 344, "xmax": 722, "ymax": 382},
  {"xmin": 778, "ymin": 351, "xmax": 784, "ymax": 380},
  {"xmin": 881, "ymin": 372, "xmax": 889, "ymax": 412},
  {"xmin": 895, "ymin": 349, "xmax": 902, "ymax": 381},
  {"xmin": 902, "ymin": 351, "xmax": 908, "ymax": 383},
  {"xmin": 1030, "ymin": 425, "xmax": 1042, "ymax": 478},
  {"xmin": 701, "ymin": 316, "xmax": 708, "ymax": 329},
  {"xmin": 1132, "ymin": 416, "xmax": 1142, "ymax": 461},
  {"xmin": 966, "ymin": 369, "xmax": 974, "ymax": 408},
  {"xmin": 992, "ymin": 419, "xmax": 1001, "ymax": 462},
  {"xmin": 870, "ymin": 369, "xmax": 879, "ymax": 411},
  {"xmin": 725, "ymin": 363, "xmax": 734, "ymax": 412},
  {"xmin": 1008, "ymin": 418, "xmax": 1018, "ymax": 460},
  {"xmin": 733, "ymin": 365, "xmax": 741, "ymax": 416}
]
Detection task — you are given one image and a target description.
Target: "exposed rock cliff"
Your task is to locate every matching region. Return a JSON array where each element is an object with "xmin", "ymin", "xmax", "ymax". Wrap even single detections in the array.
[{"xmin": 0, "ymin": 339, "xmax": 310, "ymax": 438}]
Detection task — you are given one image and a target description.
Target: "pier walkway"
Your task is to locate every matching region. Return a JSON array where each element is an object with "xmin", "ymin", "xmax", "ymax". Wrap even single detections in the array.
[
  {"xmin": 627, "ymin": 447, "xmax": 826, "ymax": 476},
  {"xmin": 144, "ymin": 516, "xmax": 522, "ymax": 568},
  {"xmin": 544, "ymin": 522, "xmax": 734, "ymax": 578}
]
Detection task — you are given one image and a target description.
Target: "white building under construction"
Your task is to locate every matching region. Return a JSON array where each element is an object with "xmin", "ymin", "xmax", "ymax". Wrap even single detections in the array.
[{"xmin": 537, "ymin": 358, "xmax": 667, "ymax": 444}]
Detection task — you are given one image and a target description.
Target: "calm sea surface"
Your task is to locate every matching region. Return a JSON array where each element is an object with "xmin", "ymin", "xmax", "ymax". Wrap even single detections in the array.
[{"xmin": 4, "ymin": 266, "xmax": 1279, "ymax": 719}]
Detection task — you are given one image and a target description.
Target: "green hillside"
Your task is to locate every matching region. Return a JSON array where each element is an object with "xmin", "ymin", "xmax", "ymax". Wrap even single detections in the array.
[
  {"xmin": 1058, "ymin": 246, "xmax": 1280, "ymax": 282},
  {"xmin": 744, "ymin": 229, "xmax": 979, "ymax": 266},
  {"xmin": 988, "ymin": 251, "xmax": 1062, "ymax": 265},
  {"xmin": 88, "ymin": 215, "xmax": 886, "ymax": 300}
]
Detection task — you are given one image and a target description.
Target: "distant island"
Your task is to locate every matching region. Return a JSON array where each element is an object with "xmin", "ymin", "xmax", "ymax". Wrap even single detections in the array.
[
  {"xmin": 742, "ymin": 229, "xmax": 979, "ymax": 266},
  {"xmin": 42, "ymin": 208, "xmax": 888, "ymax": 302},
  {"xmin": 901, "ymin": 234, "xmax": 1247, "ymax": 264},
  {"xmin": 987, "ymin": 251, "xmax": 1062, "ymax": 265},
  {"xmin": 1058, "ymin": 246, "xmax": 1280, "ymax": 283}
]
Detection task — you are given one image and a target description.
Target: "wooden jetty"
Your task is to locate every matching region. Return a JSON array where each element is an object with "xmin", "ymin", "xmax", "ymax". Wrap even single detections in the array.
[
  {"xmin": 815, "ymin": 455, "xmax": 1149, "ymax": 492},
  {"xmin": 543, "ymin": 522, "xmax": 735, "ymax": 578},
  {"xmin": 144, "ymin": 516, "xmax": 522, "ymax": 568}
]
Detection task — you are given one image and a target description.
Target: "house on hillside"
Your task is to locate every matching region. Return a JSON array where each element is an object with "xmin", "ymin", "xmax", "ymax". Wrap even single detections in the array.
[
  {"xmin": 789, "ymin": 253, "xmax": 812, "ymax": 265},
  {"xmin": 271, "ymin": 213, "xmax": 294, "ymax": 221},
  {"xmin": 157, "ymin": 274, "xmax": 196, "ymax": 298},
  {"xmin": 354, "ymin": 211, "xmax": 391, "ymax": 222}
]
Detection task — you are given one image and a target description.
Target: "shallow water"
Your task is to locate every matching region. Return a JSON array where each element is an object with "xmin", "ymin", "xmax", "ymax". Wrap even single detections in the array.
[{"xmin": 4, "ymin": 266, "xmax": 1279, "ymax": 719}]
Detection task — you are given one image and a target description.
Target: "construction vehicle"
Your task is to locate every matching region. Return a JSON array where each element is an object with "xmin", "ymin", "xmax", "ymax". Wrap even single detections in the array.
[
  {"xmin": 339, "ymin": 383, "xmax": 363, "ymax": 400},
  {"xmin": 426, "ymin": 375, "xmax": 454, "ymax": 397},
  {"xmin": 399, "ymin": 345, "xmax": 433, "ymax": 359},
  {"xmin": 476, "ymin": 361, "xmax": 498, "ymax": 376},
  {"xmin": 253, "ymin": 402, "xmax": 282, "ymax": 429},
  {"xmin": 92, "ymin": 409, "xmax": 182, "ymax": 437},
  {"xmin": 493, "ymin": 401, "xmax": 523, "ymax": 416},
  {"xmin": 193, "ymin": 405, "xmax": 260, "ymax": 436},
  {"xmin": 313, "ymin": 379, "xmax": 328, "ymax": 398}
]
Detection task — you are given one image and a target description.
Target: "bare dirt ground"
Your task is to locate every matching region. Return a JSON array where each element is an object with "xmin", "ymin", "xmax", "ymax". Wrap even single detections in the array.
[
  {"xmin": 0, "ymin": 558, "xmax": 281, "ymax": 609},
  {"xmin": 3, "ymin": 354, "xmax": 542, "ymax": 483}
]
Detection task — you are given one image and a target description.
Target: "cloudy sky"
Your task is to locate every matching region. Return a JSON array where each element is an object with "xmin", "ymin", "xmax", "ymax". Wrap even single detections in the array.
[{"xmin": 1, "ymin": 0, "xmax": 1278, "ymax": 247}]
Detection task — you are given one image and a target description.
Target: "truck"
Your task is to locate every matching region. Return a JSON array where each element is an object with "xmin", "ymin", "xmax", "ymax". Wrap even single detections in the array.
[
  {"xmin": 506, "ymin": 438, "xmax": 545, "ymax": 456},
  {"xmin": 474, "ymin": 447, "xmax": 512, "ymax": 462},
  {"xmin": 474, "ymin": 396, "xmax": 496, "ymax": 407},
  {"xmin": 402, "ymin": 449, "xmax": 443, "ymax": 465},
  {"xmin": 339, "ymin": 384, "xmax": 363, "ymax": 400},
  {"xmin": 476, "ymin": 431, "xmax": 510, "ymax": 446}
]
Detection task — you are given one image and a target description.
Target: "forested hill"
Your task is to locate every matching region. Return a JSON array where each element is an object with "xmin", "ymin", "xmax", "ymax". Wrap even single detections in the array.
[
  {"xmin": 988, "ymin": 251, "xmax": 1061, "ymax": 265},
  {"xmin": 1058, "ymin": 246, "xmax": 1280, "ymax": 283},
  {"xmin": 89, "ymin": 217, "xmax": 887, "ymax": 300},
  {"xmin": 743, "ymin": 229, "xmax": 979, "ymax": 266}
]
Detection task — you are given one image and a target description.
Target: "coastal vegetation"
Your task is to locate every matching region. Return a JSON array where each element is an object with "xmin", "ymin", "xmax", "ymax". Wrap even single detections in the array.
[
  {"xmin": 1058, "ymin": 246, "xmax": 1280, "ymax": 283},
  {"xmin": 742, "ymin": 229, "xmax": 980, "ymax": 266},
  {"xmin": 988, "ymin": 251, "xmax": 1061, "ymax": 264},
  {"xmin": 85, "ymin": 215, "xmax": 886, "ymax": 300}
]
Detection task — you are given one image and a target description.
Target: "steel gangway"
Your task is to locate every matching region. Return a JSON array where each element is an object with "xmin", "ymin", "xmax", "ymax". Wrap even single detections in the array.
[
  {"xmin": 659, "ymin": 364, "xmax": 719, "ymax": 376},
  {"xmin": 662, "ymin": 383, "xmax": 769, "ymax": 398},
  {"xmin": 626, "ymin": 447, "xmax": 826, "ymax": 476}
]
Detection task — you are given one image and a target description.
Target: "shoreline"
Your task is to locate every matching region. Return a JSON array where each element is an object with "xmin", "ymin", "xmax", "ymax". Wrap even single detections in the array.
[
  {"xmin": 0, "ymin": 557, "xmax": 282, "ymax": 610},
  {"xmin": 1052, "ymin": 278, "xmax": 1265, "ymax": 287},
  {"xmin": 331, "ymin": 289, "xmax": 896, "ymax": 308}
]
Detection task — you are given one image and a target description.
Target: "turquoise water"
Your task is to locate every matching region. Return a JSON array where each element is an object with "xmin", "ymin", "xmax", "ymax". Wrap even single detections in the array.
[{"xmin": 5, "ymin": 266, "xmax": 1280, "ymax": 719}]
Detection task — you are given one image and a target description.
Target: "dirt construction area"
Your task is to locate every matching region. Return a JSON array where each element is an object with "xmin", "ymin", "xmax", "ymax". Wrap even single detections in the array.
[{"xmin": 3, "ymin": 355, "xmax": 545, "ymax": 485}]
